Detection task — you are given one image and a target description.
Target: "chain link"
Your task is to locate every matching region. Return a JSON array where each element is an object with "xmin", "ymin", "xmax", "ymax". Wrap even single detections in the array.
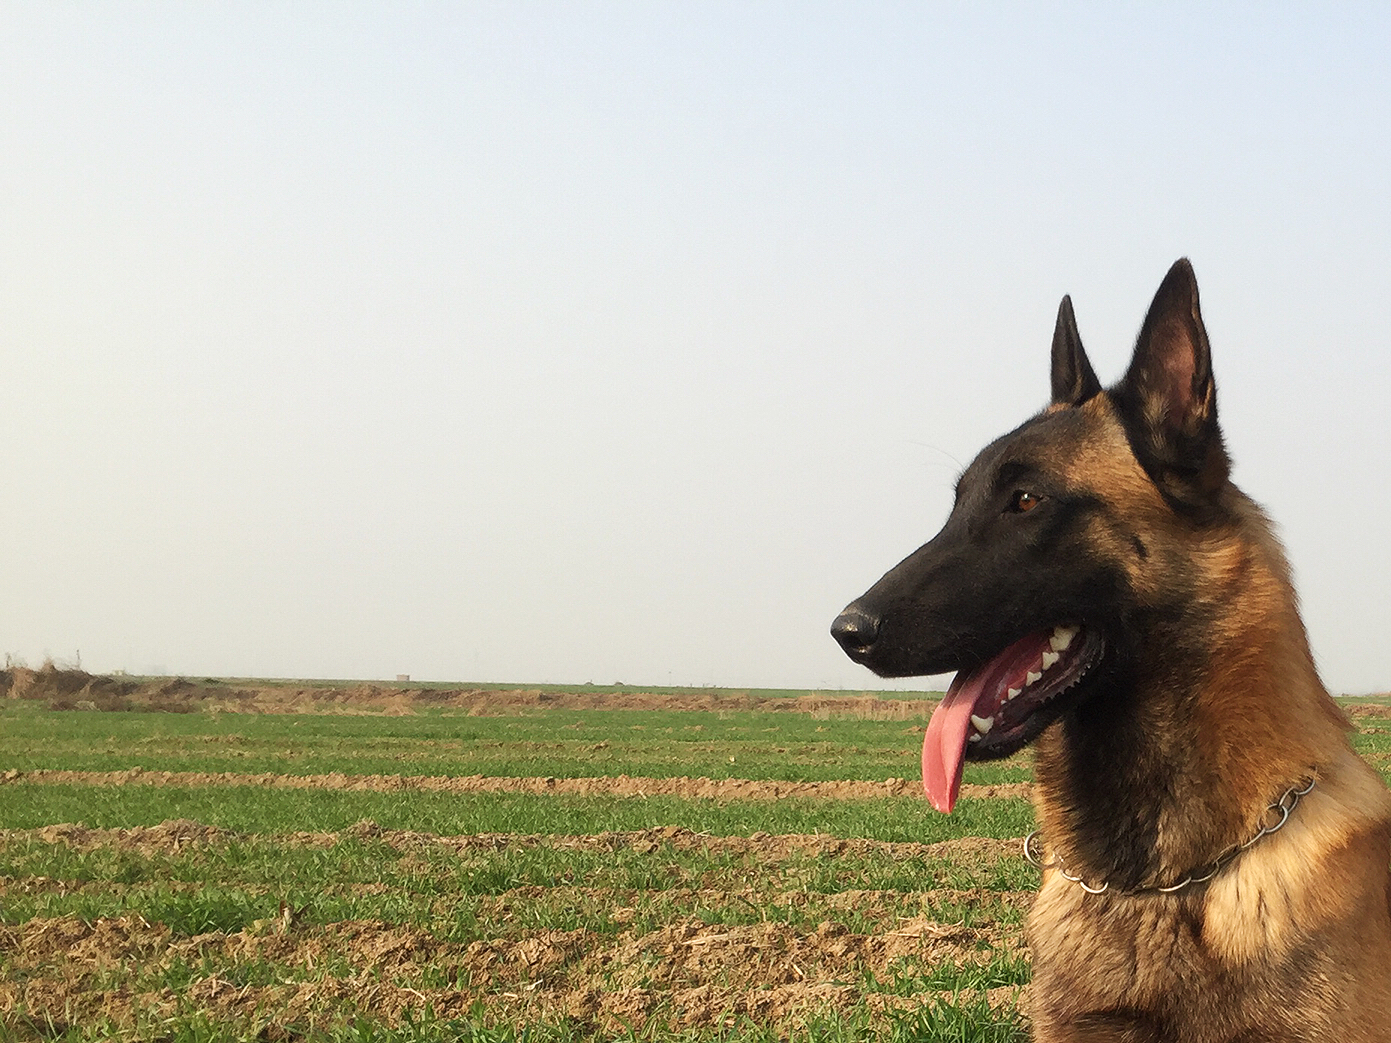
[{"xmin": 1022, "ymin": 776, "xmax": 1316, "ymax": 896}]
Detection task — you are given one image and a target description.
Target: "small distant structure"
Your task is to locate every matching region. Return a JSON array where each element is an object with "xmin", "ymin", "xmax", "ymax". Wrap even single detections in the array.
[{"xmin": 396, "ymin": 674, "xmax": 411, "ymax": 683}]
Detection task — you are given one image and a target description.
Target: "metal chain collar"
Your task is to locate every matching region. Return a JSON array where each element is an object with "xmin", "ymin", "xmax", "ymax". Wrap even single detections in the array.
[{"xmin": 1022, "ymin": 776, "xmax": 1317, "ymax": 896}]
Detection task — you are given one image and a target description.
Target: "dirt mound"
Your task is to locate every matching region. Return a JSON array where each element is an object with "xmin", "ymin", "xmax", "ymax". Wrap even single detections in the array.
[
  {"xmin": 1, "ymin": 667, "xmax": 940, "ymax": 717},
  {"xmin": 2, "ymin": 767, "xmax": 1031, "ymax": 804},
  {"xmin": 28, "ymin": 818, "xmax": 228, "ymax": 856},
  {"xmin": 0, "ymin": 665, "xmax": 248, "ymax": 713}
]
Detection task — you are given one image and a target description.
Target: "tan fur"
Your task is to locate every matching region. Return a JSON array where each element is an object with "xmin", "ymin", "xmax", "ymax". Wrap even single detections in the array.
[
  {"xmin": 1202, "ymin": 749, "xmax": 1391, "ymax": 965},
  {"xmin": 1027, "ymin": 394, "xmax": 1391, "ymax": 1042}
]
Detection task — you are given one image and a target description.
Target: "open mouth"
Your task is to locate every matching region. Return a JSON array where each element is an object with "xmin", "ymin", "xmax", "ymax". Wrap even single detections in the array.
[{"xmin": 922, "ymin": 624, "xmax": 1104, "ymax": 812}]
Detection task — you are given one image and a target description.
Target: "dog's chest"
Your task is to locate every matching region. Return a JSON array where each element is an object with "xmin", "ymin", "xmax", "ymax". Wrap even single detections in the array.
[{"xmin": 1025, "ymin": 877, "xmax": 1306, "ymax": 1042}]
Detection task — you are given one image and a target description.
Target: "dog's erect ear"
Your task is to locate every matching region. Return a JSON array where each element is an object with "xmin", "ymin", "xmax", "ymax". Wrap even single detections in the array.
[
  {"xmin": 1113, "ymin": 258, "xmax": 1230, "ymax": 513},
  {"xmin": 1050, "ymin": 295, "xmax": 1101, "ymax": 406}
]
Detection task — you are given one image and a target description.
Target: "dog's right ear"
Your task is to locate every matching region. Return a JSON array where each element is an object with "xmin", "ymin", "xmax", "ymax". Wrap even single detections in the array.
[
  {"xmin": 1112, "ymin": 258, "xmax": 1230, "ymax": 515},
  {"xmin": 1050, "ymin": 295, "xmax": 1101, "ymax": 407}
]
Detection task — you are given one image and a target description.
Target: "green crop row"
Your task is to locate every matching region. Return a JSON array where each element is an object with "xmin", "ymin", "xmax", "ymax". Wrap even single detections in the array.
[
  {"xmin": 0, "ymin": 702, "xmax": 1035, "ymax": 786},
  {"xmin": 0, "ymin": 783, "xmax": 1034, "ymax": 843},
  {"xmin": 0, "ymin": 829, "xmax": 1034, "ymax": 935}
]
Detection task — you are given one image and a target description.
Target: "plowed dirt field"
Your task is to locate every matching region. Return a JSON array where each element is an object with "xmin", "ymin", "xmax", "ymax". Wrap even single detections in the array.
[{"xmin": 1, "ymin": 818, "xmax": 1032, "ymax": 1040}]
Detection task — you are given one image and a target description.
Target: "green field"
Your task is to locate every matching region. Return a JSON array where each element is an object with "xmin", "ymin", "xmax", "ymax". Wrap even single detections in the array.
[
  {"xmin": 0, "ymin": 699, "xmax": 1029, "ymax": 784},
  {"xmin": 0, "ymin": 784, "xmax": 1034, "ymax": 843},
  {"xmin": 2, "ymin": 682, "xmax": 1389, "ymax": 1042}
]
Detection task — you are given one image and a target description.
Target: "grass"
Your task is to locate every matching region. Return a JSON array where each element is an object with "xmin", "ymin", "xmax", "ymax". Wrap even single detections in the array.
[
  {"xmin": 9, "ymin": 685, "xmax": 1381, "ymax": 1042},
  {"xmin": 0, "ymin": 701, "xmax": 1031, "ymax": 785},
  {"xmin": 0, "ymin": 1001, "xmax": 1029, "ymax": 1043},
  {"xmin": 7, "ymin": 699, "xmax": 1390, "ymax": 787},
  {"xmin": 0, "ymin": 830, "xmax": 1032, "ymax": 935},
  {"xmin": 0, "ymin": 678, "xmax": 1038, "ymax": 1042},
  {"xmin": 0, "ymin": 823, "xmax": 1031, "ymax": 1043},
  {"xmin": 0, "ymin": 782, "xmax": 1033, "ymax": 841}
]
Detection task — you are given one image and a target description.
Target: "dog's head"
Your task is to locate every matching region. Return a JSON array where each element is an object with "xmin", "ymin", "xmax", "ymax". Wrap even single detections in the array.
[{"xmin": 831, "ymin": 259, "xmax": 1231, "ymax": 811}]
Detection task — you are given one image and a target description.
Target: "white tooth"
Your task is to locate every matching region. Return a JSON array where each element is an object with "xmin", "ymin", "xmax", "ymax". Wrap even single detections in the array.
[
  {"xmin": 1026, "ymin": 671, "xmax": 1042, "ymax": 686},
  {"xmin": 968, "ymin": 733, "xmax": 982, "ymax": 743},
  {"xmin": 1041, "ymin": 652, "xmax": 1060, "ymax": 670},
  {"xmin": 970, "ymin": 714, "xmax": 994, "ymax": 734},
  {"xmin": 1007, "ymin": 687, "xmax": 1022, "ymax": 700},
  {"xmin": 1050, "ymin": 626, "xmax": 1078, "ymax": 652}
]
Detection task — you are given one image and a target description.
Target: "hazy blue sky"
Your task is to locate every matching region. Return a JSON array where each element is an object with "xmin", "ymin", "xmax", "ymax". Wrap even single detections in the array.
[{"xmin": 1, "ymin": 4, "xmax": 1387, "ymax": 693}]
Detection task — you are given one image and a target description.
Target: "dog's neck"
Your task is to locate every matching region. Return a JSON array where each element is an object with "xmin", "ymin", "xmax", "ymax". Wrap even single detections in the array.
[{"xmin": 1031, "ymin": 493, "xmax": 1352, "ymax": 892}]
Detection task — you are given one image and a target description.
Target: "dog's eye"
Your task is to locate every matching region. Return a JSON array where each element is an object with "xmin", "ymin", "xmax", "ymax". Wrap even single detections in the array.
[{"xmin": 1010, "ymin": 490, "xmax": 1043, "ymax": 513}]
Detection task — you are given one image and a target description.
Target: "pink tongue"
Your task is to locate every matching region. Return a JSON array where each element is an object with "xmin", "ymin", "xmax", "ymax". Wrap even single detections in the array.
[{"xmin": 921, "ymin": 630, "xmax": 1054, "ymax": 813}]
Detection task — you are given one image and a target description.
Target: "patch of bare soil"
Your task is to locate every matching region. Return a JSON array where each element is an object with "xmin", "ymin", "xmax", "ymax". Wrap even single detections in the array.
[
  {"xmin": 1, "ymin": 665, "xmax": 937, "ymax": 717},
  {"xmin": 8, "ymin": 818, "xmax": 1024, "ymax": 868},
  {"xmin": 0, "ymin": 767, "xmax": 1030, "ymax": 804},
  {"xmin": 0, "ymin": 910, "xmax": 1027, "ymax": 1034}
]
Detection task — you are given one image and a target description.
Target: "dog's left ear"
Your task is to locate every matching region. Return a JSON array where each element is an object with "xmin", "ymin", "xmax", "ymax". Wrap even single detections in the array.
[
  {"xmin": 1114, "ymin": 258, "xmax": 1230, "ymax": 513},
  {"xmin": 1050, "ymin": 295, "xmax": 1101, "ymax": 406}
]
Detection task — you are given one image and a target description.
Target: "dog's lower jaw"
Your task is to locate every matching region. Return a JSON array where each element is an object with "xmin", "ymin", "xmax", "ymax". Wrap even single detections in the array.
[
  {"xmin": 921, "ymin": 625, "xmax": 1105, "ymax": 812},
  {"xmin": 962, "ymin": 628, "xmax": 1106, "ymax": 761}
]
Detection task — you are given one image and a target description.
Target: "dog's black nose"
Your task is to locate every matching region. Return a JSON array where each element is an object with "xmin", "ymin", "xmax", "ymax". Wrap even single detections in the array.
[{"xmin": 831, "ymin": 604, "xmax": 881, "ymax": 655}]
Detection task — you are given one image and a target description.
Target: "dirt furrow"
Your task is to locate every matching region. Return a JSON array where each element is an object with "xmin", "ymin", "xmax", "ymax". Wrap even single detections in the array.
[
  {"xmin": 0, "ymin": 913, "xmax": 1029, "ymax": 1033},
  {"xmin": 0, "ymin": 767, "xmax": 1030, "ymax": 803},
  {"xmin": 12, "ymin": 818, "xmax": 1026, "ymax": 864}
]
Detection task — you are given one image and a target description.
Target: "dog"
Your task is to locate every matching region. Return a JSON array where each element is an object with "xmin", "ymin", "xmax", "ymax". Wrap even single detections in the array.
[{"xmin": 831, "ymin": 260, "xmax": 1391, "ymax": 1041}]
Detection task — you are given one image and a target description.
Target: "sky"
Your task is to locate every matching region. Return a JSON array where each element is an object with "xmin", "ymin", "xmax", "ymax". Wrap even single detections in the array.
[{"xmin": 1, "ymin": 4, "xmax": 1388, "ymax": 693}]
